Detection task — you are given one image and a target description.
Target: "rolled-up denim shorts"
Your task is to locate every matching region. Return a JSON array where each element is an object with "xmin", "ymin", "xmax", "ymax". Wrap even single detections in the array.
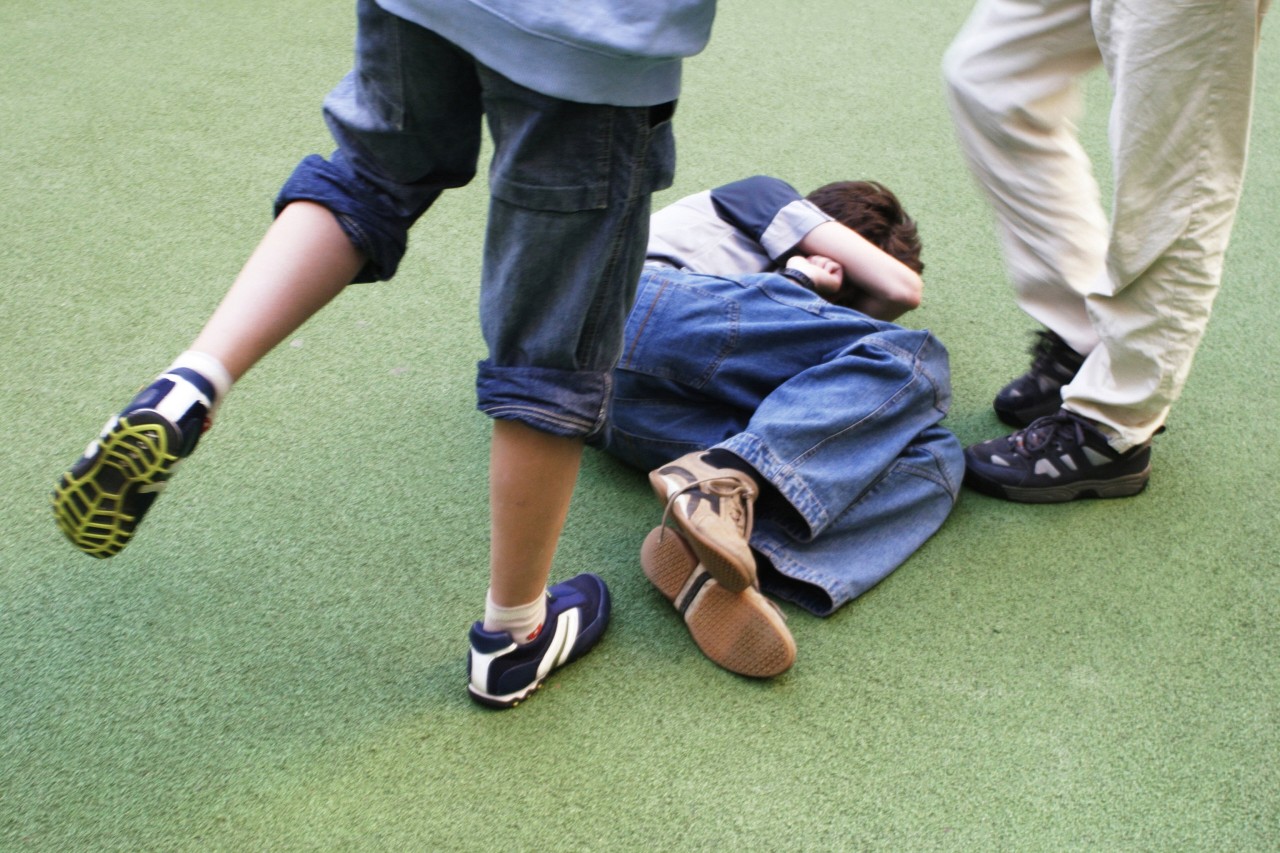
[{"xmin": 276, "ymin": 0, "xmax": 677, "ymax": 437}]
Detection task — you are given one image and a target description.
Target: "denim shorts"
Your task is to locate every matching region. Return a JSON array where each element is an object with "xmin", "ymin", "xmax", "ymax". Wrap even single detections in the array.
[{"xmin": 276, "ymin": 0, "xmax": 677, "ymax": 437}]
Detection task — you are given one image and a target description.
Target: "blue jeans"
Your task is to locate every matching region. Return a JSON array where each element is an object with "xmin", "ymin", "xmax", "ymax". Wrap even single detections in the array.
[
  {"xmin": 276, "ymin": 0, "xmax": 676, "ymax": 437},
  {"xmin": 592, "ymin": 268, "xmax": 965, "ymax": 615}
]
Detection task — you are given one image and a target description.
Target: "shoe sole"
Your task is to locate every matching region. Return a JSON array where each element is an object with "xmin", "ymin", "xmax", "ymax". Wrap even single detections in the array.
[
  {"xmin": 647, "ymin": 469, "xmax": 755, "ymax": 593},
  {"xmin": 965, "ymin": 467, "xmax": 1151, "ymax": 503},
  {"xmin": 52, "ymin": 413, "xmax": 180, "ymax": 558},
  {"xmin": 641, "ymin": 527, "xmax": 794, "ymax": 678}
]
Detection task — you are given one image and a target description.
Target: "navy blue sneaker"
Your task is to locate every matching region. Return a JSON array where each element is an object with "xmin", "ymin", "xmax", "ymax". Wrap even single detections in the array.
[
  {"xmin": 994, "ymin": 330, "xmax": 1086, "ymax": 427},
  {"xmin": 964, "ymin": 410, "xmax": 1152, "ymax": 503},
  {"xmin": 467, "ymin": 573, "xmax": 611, "ymax": 709},
  {"xmin": 53, "ymin": 368, "xmax": 215, "ymax": 558}
]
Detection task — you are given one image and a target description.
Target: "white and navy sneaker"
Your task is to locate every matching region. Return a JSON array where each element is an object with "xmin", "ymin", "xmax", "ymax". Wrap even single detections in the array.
[
  {"xmin": 964, "ymin": 410, "xmax": 1152, "ymax": 503},
  {"xmin": 467, "ymin": 573, "xmax": 611, "ymax": 709},
  {"xmin": 994, "ymin": 330, "xmax": 1086, "ymax": 427},
  {"xmin": 53, "ymin": 368, "xmax": 216, "ymax": 558}
]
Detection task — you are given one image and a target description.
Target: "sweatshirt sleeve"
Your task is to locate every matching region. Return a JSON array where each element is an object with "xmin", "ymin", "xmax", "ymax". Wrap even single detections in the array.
[{"xmin": 709, "ymin": 175, "xmax": 832, "ymax": 261}]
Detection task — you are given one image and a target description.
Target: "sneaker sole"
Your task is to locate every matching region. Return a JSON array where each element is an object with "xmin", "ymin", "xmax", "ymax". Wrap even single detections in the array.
[
  {"xmin": 647, "ymin": 470, "xmax": 755, "ymax": 594},
  {"xmin": 966, "ymin": 467, "xmax": 1151, "ymax": 503},
  {"xmin": 641, "ymin": 527, "xmax": 795, "ymax": 678},
  {"xmin": 52, "ymin": 413, "xmax": 180, "ymax": 558}
]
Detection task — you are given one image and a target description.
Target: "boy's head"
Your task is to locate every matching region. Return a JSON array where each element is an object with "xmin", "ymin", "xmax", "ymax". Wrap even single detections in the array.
[{"xmin": 805, "ymin": 181, "xmax": 923, "ymax": 275}]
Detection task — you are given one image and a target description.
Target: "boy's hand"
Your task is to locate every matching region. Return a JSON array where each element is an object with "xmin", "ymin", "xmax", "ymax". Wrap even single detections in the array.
[{"xmin": 785, "ymin": 255, "xmax": 844, "ymax": 298}]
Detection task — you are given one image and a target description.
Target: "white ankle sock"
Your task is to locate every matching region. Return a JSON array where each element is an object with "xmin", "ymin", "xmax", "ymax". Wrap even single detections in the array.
[
  {"xmin": 165, "ymin": 350, "xmax": 233, "ymax": 415},
  {"xmin": 484, "ymin": 589, "xmax": 548, "ymax": 645}
]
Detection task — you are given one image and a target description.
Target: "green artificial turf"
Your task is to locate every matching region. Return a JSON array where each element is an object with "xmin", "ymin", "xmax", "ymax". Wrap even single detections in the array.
[{"xmin": 2, "ymin": 1, "xmax": 1277, "ymax": 849}]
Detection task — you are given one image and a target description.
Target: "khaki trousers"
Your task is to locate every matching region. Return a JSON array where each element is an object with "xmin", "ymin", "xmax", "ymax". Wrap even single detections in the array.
[{"xmin": 944, "ymin": 0, "xmax": 1267, "ymax": 449}]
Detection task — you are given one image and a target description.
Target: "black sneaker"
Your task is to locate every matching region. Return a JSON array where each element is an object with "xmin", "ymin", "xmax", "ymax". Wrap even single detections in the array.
[
  {"xmin": 467, "ymin": 573, "xmax": 611, "ymax": 709},
  {"xmin": 53, "ymin": 368, "xmax": 215, "ymax": 558},
  {"xmin": 994, "ymin": 330, "xmax": 1086, "ymax": 427},
  {"xmin": 964, "ymin": 410, "xmax": 1151, "ymax": 503}
]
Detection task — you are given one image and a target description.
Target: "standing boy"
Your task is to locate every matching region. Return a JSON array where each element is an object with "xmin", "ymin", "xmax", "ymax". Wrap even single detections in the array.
[
  {"xmin": 944, "ymin": 0, "xmax": 1268, "ymax": 502},
  {"xmin": 53, "ymin": 0, "xmax": 716, "ymax": 708}
]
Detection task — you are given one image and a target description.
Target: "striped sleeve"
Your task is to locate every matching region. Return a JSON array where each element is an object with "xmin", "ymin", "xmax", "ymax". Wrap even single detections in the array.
[{"xmin": 709, "ymin": 176, "xmax": 831, "ymax": 262}]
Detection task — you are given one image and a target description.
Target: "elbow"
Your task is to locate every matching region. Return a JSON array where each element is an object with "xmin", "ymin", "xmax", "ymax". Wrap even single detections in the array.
[
  {"xmin": 874, "ymin": 273, "xmax": 922, "ymax": 321},
  {"xmin": 895, "ymin": 272, "xmax": 924, "ymax": 311}
]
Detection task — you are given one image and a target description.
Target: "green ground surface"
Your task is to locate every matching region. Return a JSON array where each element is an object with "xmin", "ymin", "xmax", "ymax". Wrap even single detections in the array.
[{"xmin": 2, "ymin": 2, "xmax": 1276, "ymax": 849}]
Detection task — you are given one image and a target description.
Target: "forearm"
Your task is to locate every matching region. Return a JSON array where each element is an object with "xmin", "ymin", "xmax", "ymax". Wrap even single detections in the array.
[{"xmin": 798, "ymin": 221, "xmax": 923, "ymax": 316}]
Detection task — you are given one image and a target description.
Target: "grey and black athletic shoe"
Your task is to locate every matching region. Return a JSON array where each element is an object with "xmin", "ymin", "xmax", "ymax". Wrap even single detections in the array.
[
  {"xmin": 964, "ymin": 410, "xmax": 1151, "ymax": 503},
  {"xmin": 994, "ymin": 330, "xmax": 1086, "ymax": 427},
  {"xmin": 53, "ymin": 368, "xmax": 215, "ymax": 558}
]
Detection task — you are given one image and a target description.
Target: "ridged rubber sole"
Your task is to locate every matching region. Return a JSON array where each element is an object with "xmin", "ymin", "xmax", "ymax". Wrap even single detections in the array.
[
  {"xmin": 52, "ymin": 413, "xmax": 179, "ymax": 558},
  {"xmin": 966, "ymin": 467, "xmax": 1150, "ymax": 503},
  {"xmin": 641, "ymin": 527, "xmax": 794, "ymax": 678}
]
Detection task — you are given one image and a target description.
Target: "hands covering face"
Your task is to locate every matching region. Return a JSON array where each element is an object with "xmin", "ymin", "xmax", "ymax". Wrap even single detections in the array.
[{"xmin": 785, "ymin": 254, "xmax": 845, "ymax": 298}]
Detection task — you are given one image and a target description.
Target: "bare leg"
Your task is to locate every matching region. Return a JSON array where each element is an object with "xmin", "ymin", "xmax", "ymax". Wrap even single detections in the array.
[
  {"xmin": 191, "ymin": 201, "xmax": 365, "ymax": 379},
  {"xmin": 487, "ymin": 419, "xmax": 584, "ymax": 607},
  {"xmin": 54, "ymin": 201, "xmax": 365, "ymax": 558},
  {"xmin": 204, "ymin": 203, "xmax": 582, "ymax": 607}
]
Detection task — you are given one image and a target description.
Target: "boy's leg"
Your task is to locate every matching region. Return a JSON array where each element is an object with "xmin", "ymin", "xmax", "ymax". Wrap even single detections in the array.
[
  {"xmin": 487, "ymin": 420, "xmax": 584, "ymax": 609},
  {"xmin": 53, "ymin": 202, "xmax": 365, "ymax": 558},
  {"xmin": 604, "ymin": 269, "xmax": 961, "ymax": 627},
  {"xmin": 702, "ymin": 323, "xmax": 960, "ymax": 615},
  {"xmin": 54, "ymin": 2, "xmax": 489, "ymax": 559},
  {"xmin": 54, "ymin": 7, "xmax": 491, "ymax": 559},
  {"xmin": 712, "ymin": 305, "xmax": 966, "ymax": 609},
  {"xmin": 466, "ymin": 70, "xmax": 676, "ymax": 707},
  {"xmin": 468, "ymin": 421, "xmax": 614, "ymax": 709},
  {"xmin": 719, "ymin": 326, "xmax": 954, "ymax": 542},
  {"xmin": 190, "ymin": 202, "xmax": 362, "ymax": 379},
  {"xmin": 942, "ymin": 0, "xmax": 1103, "ymax": 355},
  {"xmin": 753, "ymin": 426, "xmax": 964, "ymax": 616}
]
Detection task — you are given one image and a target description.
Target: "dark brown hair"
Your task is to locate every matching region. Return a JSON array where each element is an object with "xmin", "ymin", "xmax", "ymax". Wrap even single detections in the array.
[{"xmin": 804, "ymin": 181, "xmax": 924, "ymax": 275}]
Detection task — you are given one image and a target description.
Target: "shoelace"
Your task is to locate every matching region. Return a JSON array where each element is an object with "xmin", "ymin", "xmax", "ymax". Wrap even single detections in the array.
[
  {"xmin": 1012, "ymin": 412, "xmax": 1087, "ymax": 457},
  {"xmin": 659, "ymin": 474, "xmax": 756, "ymax": 541}
]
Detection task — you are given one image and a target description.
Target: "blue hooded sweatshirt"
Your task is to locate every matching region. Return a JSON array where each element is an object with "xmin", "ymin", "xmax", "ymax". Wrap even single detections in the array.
[{"xmin": 375, "ymin": 0, "xmax": 717, "ymax": 106}]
